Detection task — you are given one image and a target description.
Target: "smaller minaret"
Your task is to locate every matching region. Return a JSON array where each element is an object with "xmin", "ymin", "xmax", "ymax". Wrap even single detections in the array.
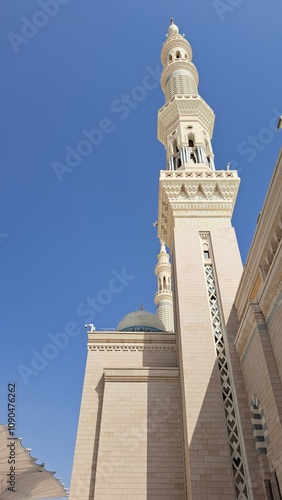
[{"xmin": 154, "ymin": 241, "xmax": 174, "ymax": 331}]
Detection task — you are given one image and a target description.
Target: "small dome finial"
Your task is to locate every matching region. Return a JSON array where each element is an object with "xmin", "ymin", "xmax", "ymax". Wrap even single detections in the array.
[
  {"xmin": 140, "ymin": 304, "xmax": 143, "ymax": 311},
  {"xmin": 168, "ymin": 18, "xmax": 179, "ymax": 37}
]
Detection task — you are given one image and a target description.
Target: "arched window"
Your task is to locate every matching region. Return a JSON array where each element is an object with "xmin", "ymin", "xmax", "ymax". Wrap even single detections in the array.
[
  {"xmin": 189, "ymin": 139, "xmax": 194, "ymax": 147},
  {"xmin": 176, "ymin": 50, "xmax": 181, "ymax": 59},
  {"xmin": 203, "ymin": 242, "xmax": 210, "ymax": 260}
]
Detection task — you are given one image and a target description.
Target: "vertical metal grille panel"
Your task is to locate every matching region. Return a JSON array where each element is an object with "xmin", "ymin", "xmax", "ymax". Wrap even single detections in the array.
[
  {"xmin": 205, "ymin": 264, "xmax": 249, "ymax": 499},
  {"xmin": 251, "ymin": 395, "xmax": 269, "ymax": 455}
]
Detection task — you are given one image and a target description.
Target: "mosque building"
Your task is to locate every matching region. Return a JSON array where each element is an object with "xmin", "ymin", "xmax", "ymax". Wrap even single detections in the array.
[{"xmin": 69, "ymin": 20, "xmax": 282, "ymax": 500}]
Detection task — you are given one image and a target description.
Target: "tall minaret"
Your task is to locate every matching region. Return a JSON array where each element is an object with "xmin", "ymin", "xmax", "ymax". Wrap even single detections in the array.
[
  {"xmin": 156, "ymin": 20, "xmax": 259, "ymax": 499},
  {"xmin": 154, "ymin": 241, "xmax": 174, "ymax": 331}
]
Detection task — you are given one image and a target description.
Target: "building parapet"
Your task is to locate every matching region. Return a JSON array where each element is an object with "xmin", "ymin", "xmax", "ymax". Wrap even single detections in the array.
[{"xmin": 87, "ymin": 331, "xmax": 176, "ymax": 351}]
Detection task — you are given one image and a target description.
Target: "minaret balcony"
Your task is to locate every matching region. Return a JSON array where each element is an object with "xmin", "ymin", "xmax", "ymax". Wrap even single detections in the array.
[
  {"xmin": 154, "ymin": 290, "xmax": 173, "ymax": 305},
  {"xmin": 154, "ymin": 262, "xmax": 171, "ymax": 273}
]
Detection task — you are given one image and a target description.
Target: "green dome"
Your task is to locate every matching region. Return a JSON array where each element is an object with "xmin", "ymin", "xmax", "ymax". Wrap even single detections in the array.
[{"xmin": 117, "ymin": 310, "xmax": 165, "ymax": 332}]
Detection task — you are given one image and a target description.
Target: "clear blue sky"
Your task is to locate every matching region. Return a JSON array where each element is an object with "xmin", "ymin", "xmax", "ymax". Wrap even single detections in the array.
[{"xmin": 0, "ymin": 1, "xmax": 281, "ymax": 497}]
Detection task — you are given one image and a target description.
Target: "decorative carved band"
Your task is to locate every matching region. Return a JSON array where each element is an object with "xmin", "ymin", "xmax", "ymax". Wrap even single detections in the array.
[
  {"xmin": 158, "ymin": 173, "xmax": 239, "ymax": 247},
  {"xmin": 104, "ymin": 367, "xmax": 179, "ymax": 382},
  {"xmin": 160, "ymin": 170, "xmax": 239, "ymax": 180},
  {"xmin": 88, "ymin": 345, "xmax": 176, "ymax": 352},
  {"xmin": 199, "ymin": 232, "xmax": 210, "ymax": 240},
  {"xmin": 88, "ymin": 332, "xmax": 176, "ymax": 342}
]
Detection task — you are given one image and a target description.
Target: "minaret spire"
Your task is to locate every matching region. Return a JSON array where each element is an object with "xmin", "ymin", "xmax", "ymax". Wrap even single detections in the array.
[
  {"xmin": 158, "ymin": 20, "xmax": 215, "ymax": 172},
  {"xmin": 154, "ymin": 241, "xmax": 174, "ymax": 331}
]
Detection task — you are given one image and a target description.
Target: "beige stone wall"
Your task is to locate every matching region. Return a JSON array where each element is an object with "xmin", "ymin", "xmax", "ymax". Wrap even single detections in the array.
[
  {"xmin": 69, "ymin": 333, "xmax": 185, "ymax": 500},
  {"xmin": 94, "ymin": 377, "xmax": 185, "ymax": 500},
  {"xmin": 94, "ymin": 380, "xmax": 148, "ymax": 500}
]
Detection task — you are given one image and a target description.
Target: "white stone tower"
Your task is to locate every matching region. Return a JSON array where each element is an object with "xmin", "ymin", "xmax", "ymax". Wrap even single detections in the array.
[{"xmin": 154, "ymin": 241, "xmax": 174, "ymax": 331}]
